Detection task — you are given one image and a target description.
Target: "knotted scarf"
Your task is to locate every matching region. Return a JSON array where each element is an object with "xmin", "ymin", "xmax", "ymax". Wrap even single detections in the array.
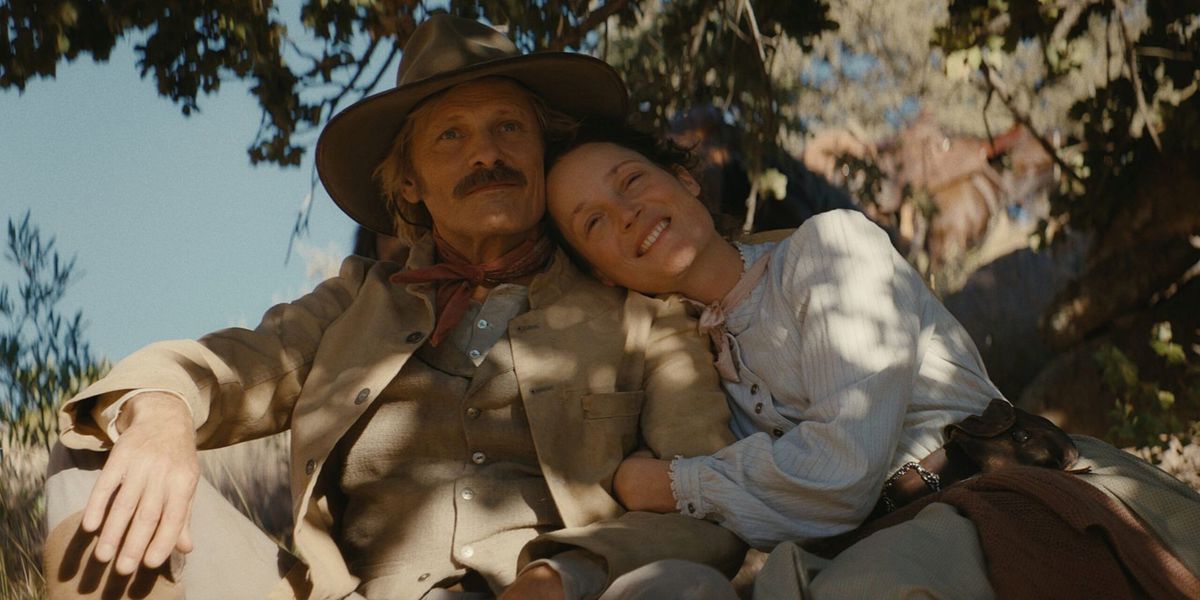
[
  {"xmin": 390, "ymin": 230, "xmax": 555, "ymax": 347},
  {"xmin": 683, "ymin": 251, "xmax": 771, "ymax": 382}
]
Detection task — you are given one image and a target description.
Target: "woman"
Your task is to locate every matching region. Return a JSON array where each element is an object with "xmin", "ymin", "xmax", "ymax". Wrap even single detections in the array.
[
  {"xmin": 544, "ymin": 122, "xmax": 1001, "ymax": 549},
  {"xmin": 543, "ymin": 124, "xmax": 1200, "ymax": 599}
]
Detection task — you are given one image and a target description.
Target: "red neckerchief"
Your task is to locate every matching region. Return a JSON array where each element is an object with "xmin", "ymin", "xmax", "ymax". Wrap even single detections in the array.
[{"xmin": 390, "ymin": 229, "xmax": 555, "ymax": 347}]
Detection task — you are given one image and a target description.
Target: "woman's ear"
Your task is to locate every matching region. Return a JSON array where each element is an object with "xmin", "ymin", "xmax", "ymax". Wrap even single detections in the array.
[
  {"xmin": 594, "ymin": 270, "xmax": 617, "ymax": 287},
  {"xmin": 673, "ymin": 166, "xmax": 702, "ymax": 198}
]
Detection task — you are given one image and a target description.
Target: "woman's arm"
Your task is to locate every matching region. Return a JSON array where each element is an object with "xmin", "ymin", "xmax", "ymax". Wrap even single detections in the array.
[{"xmin": 613, "ymin": 451, "xmax": 675, "ymax": 512}]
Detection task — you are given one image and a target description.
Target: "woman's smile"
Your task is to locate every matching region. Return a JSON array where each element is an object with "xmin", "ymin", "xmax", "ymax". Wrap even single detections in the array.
[{"xmin": 638, "ymin": 218, "xmax": 671, "ymax": 256}]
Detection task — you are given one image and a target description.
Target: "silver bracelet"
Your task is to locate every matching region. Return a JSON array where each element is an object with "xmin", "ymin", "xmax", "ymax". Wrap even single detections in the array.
[{"xmin": 880, "ymin": 461, "xmax": 942, "ymax": 513}]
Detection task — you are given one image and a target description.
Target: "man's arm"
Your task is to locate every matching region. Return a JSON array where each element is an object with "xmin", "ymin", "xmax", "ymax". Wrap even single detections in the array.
[
  {"xmin": 81, "ymin": 392, "xmax": 199, "ymax": 574},
  {"xmin": 58, "ymin": 256, "xmax": 376, "ymax": 573}
]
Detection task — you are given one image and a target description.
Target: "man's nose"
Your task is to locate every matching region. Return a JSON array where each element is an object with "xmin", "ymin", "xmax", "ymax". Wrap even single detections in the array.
[{"xmin": 468, "ymin": 130, "xmax": 504, "ymax": 167}]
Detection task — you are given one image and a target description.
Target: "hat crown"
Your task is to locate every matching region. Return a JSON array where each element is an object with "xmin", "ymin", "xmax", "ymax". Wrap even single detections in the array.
[{"xmin": 397, "ymin": 15, "xmax": 520, "ymax": 86}]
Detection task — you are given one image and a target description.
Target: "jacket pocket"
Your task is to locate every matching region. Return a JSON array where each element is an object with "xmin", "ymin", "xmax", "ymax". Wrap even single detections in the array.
[{"xmin": 581, "ymin": 390, "xmax": 645, "ymax": 420}]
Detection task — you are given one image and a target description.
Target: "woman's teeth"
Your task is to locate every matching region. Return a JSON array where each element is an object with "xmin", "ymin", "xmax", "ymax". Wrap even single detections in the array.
[{"xmin": 639, "ymin": 220, "xmax": 669, "ymax": 256}]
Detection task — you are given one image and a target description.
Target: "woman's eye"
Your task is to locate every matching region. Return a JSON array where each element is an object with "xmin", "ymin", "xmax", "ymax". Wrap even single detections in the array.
[
  {"xmin": 584, "ymin": 215, "xmax": 602, "ymax": 234},
  {"xmin": 623, "ymin": 173, "xmax": 643, "ymax": 189},
  {"xmin": 499, "ymin": 121, "xmax": 521, "ymax": 133},
  {"xmin": 438, "ymin": 129, "xmax": 461, "ymax": 140}
]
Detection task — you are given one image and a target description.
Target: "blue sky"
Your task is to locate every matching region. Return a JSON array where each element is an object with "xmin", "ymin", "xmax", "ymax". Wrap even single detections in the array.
[{"xmin": 1, "ymin": 39, "xmax": 360, "ymax": 361}]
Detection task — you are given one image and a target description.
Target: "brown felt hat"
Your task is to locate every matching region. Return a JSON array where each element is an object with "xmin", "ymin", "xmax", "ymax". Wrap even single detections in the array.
[{"xmin": 316, "ymin": 14, "xmax": 629, "ymax": 234}]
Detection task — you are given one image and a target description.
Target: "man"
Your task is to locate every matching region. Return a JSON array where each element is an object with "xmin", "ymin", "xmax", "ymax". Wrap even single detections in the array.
[{"xmin": 44, "ymin": 15, "xmax": 745, "ymax": 600}]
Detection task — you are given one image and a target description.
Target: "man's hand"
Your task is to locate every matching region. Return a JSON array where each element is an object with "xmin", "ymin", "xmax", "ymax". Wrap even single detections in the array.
[
  {"xmin": 81, "ymin": 392, "xmax": 200, "ymax": 575},
  {"xmin": 613, "ymin": 451, "xmax": 676, "ymax": 513},
  {"xmin": 499, "ymin": 564, "xmax": 564, "ymax": 600}
]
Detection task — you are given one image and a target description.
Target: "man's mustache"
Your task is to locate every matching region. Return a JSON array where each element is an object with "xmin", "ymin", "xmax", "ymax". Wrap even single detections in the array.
[{"xmin": 453, "ymin": 165, "xmax": 527, "ymax": 198}]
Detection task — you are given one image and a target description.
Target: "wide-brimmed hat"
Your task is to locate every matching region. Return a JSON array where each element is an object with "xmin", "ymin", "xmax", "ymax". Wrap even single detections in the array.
[{"xmin": 316, "ymin": 14, "xmax": 629, "ymax": 234}]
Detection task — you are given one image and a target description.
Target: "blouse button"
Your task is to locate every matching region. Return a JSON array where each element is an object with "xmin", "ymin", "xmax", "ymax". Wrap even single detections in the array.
[
  {"xmin": 466, "ymin": 407, "xmax": 481, "ymax": 419},
  {"xmin": 354, "ymin": 388, "xmax": 370, "ymax": 405},
  {"xmin": 304, "ymin": 459, "xmax": 316, "ymax": 475},
  {"xmin": 418, "ymin": 573, "xmax": 430, "ymax": 582},
  {"xmin": 754, "ymin": 402, "xmax": 763, "ymax": 414},
  {"xmin": 750, "ymin": 384, "xmax": 760, "ymax": 395},
  {"xmin": 468, "ymin": 349, "xmax": 481, "ymax": 359},
  {"xmin": 772, "ymin": 428, "xmax": 784, "ymax": 437},
  {"xmin": 472, "ymin": 451, "xmax": 487, "ymax": 464},
  {"xmin": 687, "ymin": 503, "xmax": 696, "ymax": 514}
]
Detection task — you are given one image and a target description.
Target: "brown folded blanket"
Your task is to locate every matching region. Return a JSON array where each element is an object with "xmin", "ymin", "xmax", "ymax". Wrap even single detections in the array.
[{"xmin": 809, "ymin": 467, "xmax": 1200, "ymax": 599}]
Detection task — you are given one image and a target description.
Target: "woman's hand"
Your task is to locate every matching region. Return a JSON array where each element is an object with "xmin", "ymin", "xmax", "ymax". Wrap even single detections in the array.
[{"xmin": 613, "ymin": 450, "xmax": 676, "ymax": 513}]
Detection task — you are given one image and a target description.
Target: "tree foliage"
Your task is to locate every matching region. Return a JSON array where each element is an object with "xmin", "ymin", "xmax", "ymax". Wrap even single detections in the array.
[{"xmin": 0, "ymin": 212, "xmax": 106, "ymax": 448}]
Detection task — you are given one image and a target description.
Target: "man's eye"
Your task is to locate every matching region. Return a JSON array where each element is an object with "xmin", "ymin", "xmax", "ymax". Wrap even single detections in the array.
[
  {"xmin": 438, "ymin": 129, "xmax": 461, "ymax": 140},
  {"xmin": 499, "ymin": 121, "xmax": 522, "ymax": 133}
]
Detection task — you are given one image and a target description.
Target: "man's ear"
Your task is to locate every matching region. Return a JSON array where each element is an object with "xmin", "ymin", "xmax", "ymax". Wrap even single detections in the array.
[
  {"xmin": 400, "ymin": 178, "xmax": 422, "ymax": 206},
  {"xmin": 673, "ymin": 166, "xmax": 702, "ymax": 197}
]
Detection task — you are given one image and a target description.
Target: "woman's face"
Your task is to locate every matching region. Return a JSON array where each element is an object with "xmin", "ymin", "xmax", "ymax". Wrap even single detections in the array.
[{"xmin": 546, "ymin": 142, "xmax": 720, "ymax": 294}]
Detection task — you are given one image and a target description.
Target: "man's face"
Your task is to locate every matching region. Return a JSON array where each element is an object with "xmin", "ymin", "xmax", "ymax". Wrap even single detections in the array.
[{"xmin": 401, "ymin": 79, "xmax": 545, "ymax": 258}]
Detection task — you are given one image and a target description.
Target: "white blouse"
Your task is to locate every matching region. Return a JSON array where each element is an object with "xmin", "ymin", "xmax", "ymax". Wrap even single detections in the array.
[{"xmin": 670, "ymin": 209, "xmax": 1000, "ymax": 549}]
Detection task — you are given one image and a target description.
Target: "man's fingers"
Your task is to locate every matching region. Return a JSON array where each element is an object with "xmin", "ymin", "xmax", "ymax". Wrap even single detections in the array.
[
  {"xmin": 145, "ymin": 474, "xmax": 197, "ymax": 567},
  {"xmin": 94, "ymin": 466, "xmax": 147, "ymax": 564},
  {"xmin": 175, "ymin": 500, "xmax": 195, "ymax": 554},
  {"xmin": 81, "ymin": 459, "xmax": 126, "ymax": 533},
  {"xmin": 114, "ymin": 475, "xmax": 166, "ymax": 575}
]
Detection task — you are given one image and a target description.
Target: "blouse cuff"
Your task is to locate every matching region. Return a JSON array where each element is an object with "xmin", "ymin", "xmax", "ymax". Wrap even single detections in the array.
[{"xmin": 669, "ymin": 455, "xmax": 710, "ymax": 519}]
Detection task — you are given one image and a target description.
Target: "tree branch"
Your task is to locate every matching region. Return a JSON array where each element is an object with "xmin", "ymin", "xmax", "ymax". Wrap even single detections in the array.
[
  {"xmin": 1114, "ymin": 0, "xmax": 1162, "ymax": 151},
  {"xmin": 547, "ymin": 0, "xmax": 630, "ymax": 51},
  {"xmin": 980, "ymin": 60, "xmax": 1085, "ymax": 185}
]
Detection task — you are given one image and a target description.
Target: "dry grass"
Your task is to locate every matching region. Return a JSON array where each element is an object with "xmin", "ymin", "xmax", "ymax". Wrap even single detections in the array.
[{"xmin": 0, "ymin": 440, "xmax": 49, "ymax": 600}]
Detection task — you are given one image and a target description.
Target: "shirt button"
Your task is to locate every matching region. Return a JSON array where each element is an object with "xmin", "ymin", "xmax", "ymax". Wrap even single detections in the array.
[
  {"xmin": 471, "ymin": 451, "xmax": 487, "ymax": 464},
  {"xmin": 461, "ymin": 545, "xmax": 475, "ymax": 559},
  {"xmin": 418, "ymin": 573, "xmax": 430, "ymax": 582},
  {"xmin": 687, "ymin": 503, "xmax": 696, "ymax": 514},
  {"xmin": 468, "ymin": 349, "xmax": 481, "ymax": 359},
  {"xmin": 461, "ymin": 488, "xmax": 476, "ymax": 500},
  {"xmin": 751, "ymin": 384, "xmax": 760, "ymax": 395},
  {"xmin": 477, "ymin": 319, "xmax": 489, "ymax": 329},
  {"xmin": 754, "ymin": 402, "xmax": 763, "ymax": 414},
  {"xmin": 773, "ymin": 428, "xmax": 784, "ymax": 437},
  {"xmin": 304, "ymin": 459, "xmax": 315, "ymax": 475},
  {"xmin": 354, "ymin": 388, "xmax": 370, "ymax": 405},
  {"xmin": 465, "ymin": 407, "xmax": 481, "ymax": 419},
  {"xmin": 406, "ymin": 331, "xmax": 424, "ymax": 344}
]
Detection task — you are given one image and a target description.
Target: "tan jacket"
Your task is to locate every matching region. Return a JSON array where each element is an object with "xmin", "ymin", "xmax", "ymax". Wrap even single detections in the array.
[{"xmin": 60, "ymin": 241, "xmax": 744, "ymax": 599}]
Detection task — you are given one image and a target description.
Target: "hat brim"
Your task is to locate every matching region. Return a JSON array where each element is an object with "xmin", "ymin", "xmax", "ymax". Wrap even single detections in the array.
[{"xmin": 316, "ymin": 52, "xmax": 628, "ymax": 235}]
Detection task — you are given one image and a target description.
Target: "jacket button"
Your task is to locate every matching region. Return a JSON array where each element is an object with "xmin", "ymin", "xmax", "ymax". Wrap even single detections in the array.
[
  {"xmin": 465, "ymin": 407, "xmax": 481, "ymax": 419},
  {"xmin": 354, "ymin": 388, "xmax": 370, "ymax": 405},
  {"xmin": 304, "ymin": 459, "xmax": 316, "ymax": 475},
  {"xmin": 751, "ymin": 384, "xmax": 760, "ymax": 395},
  {"xmin": 461, "ymin": 488, "xmax": 476, "ymax": 500},
  {"xmin": 773, "ymin": 428, "xmax": 784, "ymax": 437},
  {"xmin": 461, "ymin": 545, "xmax": 475, "ymax": 559},
  {"xmin": 406, "ymin": 331, "xmax": 424, "ymax": 344},
  {"xmin": 471, "ymin": 451, "xmax": 487, "ymax": 464},
  {"xmin": 754, "ymin": 402, "xmax": 763, "ymax": 414},
  {"xmin": 418, "ymin": 573, "xmax": 430, "ymax": 582}
]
